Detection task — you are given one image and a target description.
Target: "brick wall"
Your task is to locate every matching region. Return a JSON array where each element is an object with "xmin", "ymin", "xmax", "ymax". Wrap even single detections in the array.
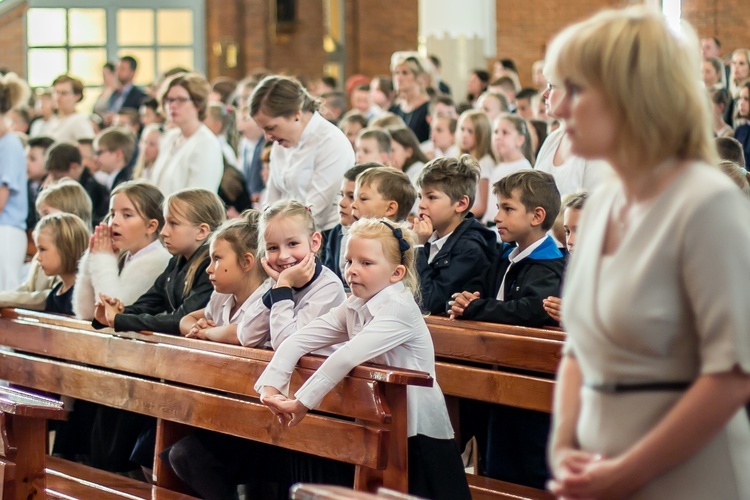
[
  {"xmin": 0, "ymin": 3, "xmax": 27, "ymax": 77},
  {"xmin": 683, "ymin": 0, "xmax": 750, "ymax": 58}
]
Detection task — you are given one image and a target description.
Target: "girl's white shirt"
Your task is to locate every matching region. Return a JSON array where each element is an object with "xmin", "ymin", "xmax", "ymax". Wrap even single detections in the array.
[
  {"xmin": 150, "ymin": 124, "xmax": 224, "ymax": 197},
  {"xmin": 238, "ymin": 265, "xmax": 346, "ymax": 349},
  {"xmin": 534, "ymin": 127, "xmax": 614, "ymax": 197},
  {"xmin": 254, "ymin": 281, "xmax": 454, "ymax": 440},
  {"xmin": 483, "ymin": 157, "xmax": 534, "ymax": 224},
  {"xmin": 73, "ymin": 239, "xmax": 171, "ymax": 319},
  {"xmin": 265, "ymin": 112, "xmax": 355, "ymax": 231},
  {"xmin": 204, "ymin": 278, "xmax": 273, "ymax": 345}
]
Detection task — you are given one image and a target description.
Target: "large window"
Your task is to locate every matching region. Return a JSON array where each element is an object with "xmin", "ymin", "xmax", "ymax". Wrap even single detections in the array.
[{"xmin": 26, "ymin": 0, "xmax": 205, "ymax": 113}]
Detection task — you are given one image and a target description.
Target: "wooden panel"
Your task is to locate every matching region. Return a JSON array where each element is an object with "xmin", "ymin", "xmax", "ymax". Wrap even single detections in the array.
[
  {"xmin": 0, "ymin": 320, "xmax": 390, "ymax": 423},
  {"xmin": 428, "ymin": 322, "xmax": 563, "ymax": 374},
  {"xmin": 435, "ymin": 363, "xmax": 554, "ymax": 413},
  {"xmin": 425, "ymin": 316, "xmax": 566, "ymax": 342},
  {"xmin": 0, "ymin": 351, "xmax": 387, "ymax": 469},
  {"xmin": 8, "ymin": 415, "xmax": 47, "ymax": 500},
  {"xmin": 0, "ymin": 459, "xmax": 15, "ymax": 499},
  {"xmin": 0, "ymin": 387, "xmax": 65, "ymax": 421},
  {"xmin": 467, "ymin": 473, "xmax": 554, "ymax": 500},
  {"xmin": 46, "ymin": 456, "xmax": 197, "ymax": 500}
]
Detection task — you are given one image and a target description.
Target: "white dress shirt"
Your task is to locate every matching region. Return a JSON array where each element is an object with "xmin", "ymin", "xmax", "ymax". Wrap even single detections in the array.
[
  {"xmin": 266, "ymin": 112, "xmax": 355, "ymax": 231},
  {"xmin": 255, "ymin": 281, "xmax": 455, "ymax": 439},
  {"xmin": 207, "ymin": 278, "xmax": 272, "ymax": 346}
]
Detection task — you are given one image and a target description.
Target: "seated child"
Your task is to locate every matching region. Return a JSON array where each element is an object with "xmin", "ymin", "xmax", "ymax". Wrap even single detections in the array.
[
  {"xmin": 338, "ymin": 111, "xmax": 368, "ymax": 149},
  {"xmin": 256, "ymin": 218, "xmax": 471, "ymax": 500},
  {"xmin": 0, "ymin": 180, "xmax": 91, "ymax": 310},
  {"xmin": 323, "ymin": 162, "xmax": 380, "ymax": 284},
  {"xmin": 249, "ymin": 199, "xmax": 346, "ymax": 349},
  {"xmin": 180, "ymin": 210, "xmax": 272, "ymax": 344},
  {"xmin": 351, "ymin": 166, "xmax": 417, "ymax": 224},
  {"xmin": 449, "ymin": 169, "xmax": 565, "ymax": 327},
  {"xmin": 449, "ymin": 169, "xmax": 564, "ymax": 490},
  {"xmin": 74, "ymin": 181, "xmax": 170, "ymax": 319},
  {"xmin": 543, "ymin": 192, "xmax": 588, "ymax": 323},
  {"xmin": 92, "ymin": 127, "xmax": 136, "ymax": 190},
  {"xmin": 716, "ymin": 136, "xmax": 746, "ymax": 167},
  {"xmin": 412, "ymin": 155, "xmax": 498, "ymax": 314},
  {"xmin": 355, "ymin": 127, "xmax": 392, "ymax": 165},
  {"xmin": 34, "ymin": 213, "xmax": 90, "ymax": 315},
  {"xmin": 93, "ymin": 188, "xmax": 225, "ymax": 334},
  {"xmin": 45, "ymin": 142, "xmax": 109, "ymax": 225},
  {"xmin": 427, "ymin": 114, "xmax": 458, "ymax": 159}
]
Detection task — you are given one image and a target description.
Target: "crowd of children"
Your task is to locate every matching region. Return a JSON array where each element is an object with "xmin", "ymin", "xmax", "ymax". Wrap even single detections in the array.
[{"xmin": 1, "ymin": 12, "xmax": 749, "ymax": 498}]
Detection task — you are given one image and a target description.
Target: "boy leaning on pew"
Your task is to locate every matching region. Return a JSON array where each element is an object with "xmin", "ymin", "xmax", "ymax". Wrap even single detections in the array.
[{"xmin": 448, "ymin": 169, "xmax": 564, "ymax": 490}]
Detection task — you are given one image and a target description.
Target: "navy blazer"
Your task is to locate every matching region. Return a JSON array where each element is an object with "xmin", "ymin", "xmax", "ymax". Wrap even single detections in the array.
[{"xmin": 323, "ymin": 223, "xmax": 346, "ymax": 285}]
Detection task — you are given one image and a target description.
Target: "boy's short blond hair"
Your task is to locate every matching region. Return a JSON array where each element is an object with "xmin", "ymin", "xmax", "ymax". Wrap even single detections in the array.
[
  {"xmin": 356, "ymin": 167, "xmax": 417, "ymax": 221},
  {"xmin": 357, "ymin": 128, "xmax": 392, "ymax": 153},
  {"xmin": 493, "ymin": 170, "xmax": 560, "ymax": 230},
  {"xmin": 417, "ymin": 155, "xmax": 480, "ymax": 215},
  {"xmin": 95, "ymin": 127, "xmax": 136, "ymax": 165}
]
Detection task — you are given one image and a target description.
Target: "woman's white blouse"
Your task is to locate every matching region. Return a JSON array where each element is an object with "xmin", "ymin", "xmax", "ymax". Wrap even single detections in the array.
[{"xmin": 255, "ymin": 281, "xmax": 454, "ymax": 440}]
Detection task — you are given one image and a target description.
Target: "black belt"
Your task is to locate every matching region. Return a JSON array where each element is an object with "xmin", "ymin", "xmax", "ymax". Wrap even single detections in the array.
[{"xmin": 586, "ymin": 381, "xmax": 692, "ymax": 393}]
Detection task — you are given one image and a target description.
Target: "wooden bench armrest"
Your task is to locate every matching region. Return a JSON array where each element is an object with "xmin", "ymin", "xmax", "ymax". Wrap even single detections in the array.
[
  {"xmin": 0, "ymin": 386, "xmax": 65, "ymax": 420},
  {"xmin": 425, "ymin": 315, "xmax": 566, "ymax": 341},
  {"xmin": 467, "ymin": 473, "xmax": 554, "ymax": 499}
]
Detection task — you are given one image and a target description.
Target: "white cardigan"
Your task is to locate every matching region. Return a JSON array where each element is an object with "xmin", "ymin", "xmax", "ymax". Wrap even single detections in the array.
[{"xmin": 73, "ymin": 243, "xmax": 172, "ymax": 320}]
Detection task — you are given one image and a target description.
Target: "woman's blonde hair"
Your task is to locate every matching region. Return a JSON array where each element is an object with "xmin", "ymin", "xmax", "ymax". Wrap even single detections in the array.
[
  {"xmin": 132, "ymin": 123, "xmax": 163, "ymax": 180},
  {"xmin": 33, "ymin": 213, "xmax": 90, "ymax": 275},
  {"xmin": 211, "ymin": 209, "xmax": 265, "ymax": 277},
  {"xmin": 35, "ymin": 179, "xmax": 93, "ymax": 228},
  {"xmin": 165, "ymin": 188, "xmax": 226, "ymax": 297},
  {"xmin": 730, "ymin": 48, "xmax": 750, "ymax": 98},
  {"xmin": 258, "ymin": 199, "xmax": 317, "ymax": 254},
  {"xmin": 250, "ymin": 75, "xmax": 319, "ymax": 119},
  {"xmin": 0, "ymin": 73, "xmax": 30, "ymax": 114},
  {"xmin": 347, "ymin": 218, "xmax": 420, "ymax": 302},
  {"xmin": 546, "ymin": 6, "xmax": 715, "ymax": 168},
  {"xmin": 457, "ymin": 109, "xmax": 495, "ymax": 161}
]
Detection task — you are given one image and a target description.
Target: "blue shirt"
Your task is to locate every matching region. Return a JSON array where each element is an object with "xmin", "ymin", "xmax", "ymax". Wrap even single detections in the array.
[{"xmin": 0, "ymin": 132, "xmax": 28, "ymax": 230}]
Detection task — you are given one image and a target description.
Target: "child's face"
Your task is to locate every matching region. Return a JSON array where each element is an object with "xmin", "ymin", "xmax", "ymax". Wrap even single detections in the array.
[
  {"xmin": 494, "ymin": 190, "xmax": 534, "ymax": 243},
  {"xmin": 430, "ymin": 118, "xmax": 454, "ymax": 152},
  {"xmin": 418, "ymin": 187, "xmax": 461, "ymax": 234},
  {"xmin": 160, "ymin": 205, "xmax": 204, "ymax": 257},
  {"xmin": 78, "ymin": 143, "xmax": 97, "ymax": 171},
  {"xmin": 390, "ymin": 141, "xmax": 410, "ymax": 170},
  {"xmin": 342, "ymin": 122, "xmax": 363, "ymax": 149},
  {"xmin": 109, "ymin": 193, "xmax": 156, "ymax": 254},
  {"xmin": 139, "ymin": 105, "xmax": 160, "ymax": 127},
  {"xmin": 352, "ymin": 181, "xmax": 395, "ymax": 221},
  {"xmin": 237, "ymin": 112, "xmax": 263, "ymax": 140},
  {"xmin": 563, "ymin": 207, "xmax": 582, "ymax": 252},
  {"xmin": 344, "ymin": 236, "xmax": 400, "ymax": 302},
  {"xmin": 516, "ymin": 98, "xmax": 533, "ymax": 120},
  {"xmin": 493, "ymin": 118, "xmax": 524, "ymax": 161},
  {"xmin": 356, "ymin": 137, "xmax": 386, "ymax": 165},
  {"xmin": 27, "ymin": 146, "xmax": 47, "ymax": 182},
  {"xmin": 207, "ymin": 237, "xmax": 245, "ymax": 295},
  {"xmin": 433, "ymin": 102, "xmax": 456, "ymax": 119},
  {"xmin": 478, "ymin": 95, "xmax": 502, "ymax": 123},
  {"xmin": 457, "ymin": 119, "xmax": 476, "ymax": 153},
  {"xmin": 35, "ymin": 227, "xmax": 64, "ymax": 276},
  {"xmin": 351, "ymin": 90, "xmax": 370, "ymax": 114},
  {"xmin": 94, "ymin": 145, "xmax": 124, "ymax": 174},
  {"xmin": 338, "ymin": 179, "xmax": 357, "ymax": 226},
  {"xmin": 739, "ymin": 87, "xmax": 750, "ymax": 119},
  {"xmin": 141, "ymin": 129, "xmax": 161, "ymax": 164},
  {"xmin": 263, "ymin": 216, "xmax": 321, "ymax": 275}
]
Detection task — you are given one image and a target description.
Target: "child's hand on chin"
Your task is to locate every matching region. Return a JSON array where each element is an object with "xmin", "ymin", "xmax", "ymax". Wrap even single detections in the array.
[{"xmin": 274, "ymin": 253, "xmax": 316, "ymax": 289}]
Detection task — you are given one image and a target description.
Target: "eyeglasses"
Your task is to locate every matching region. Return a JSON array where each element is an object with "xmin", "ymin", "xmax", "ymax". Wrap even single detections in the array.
[
  {"xmin": 545, "ymin": 83, "xmax": 558, "ymax": 93},
  {"xmin": 163, "ymin": 97, "xmax": 192, "ymax": 106},
  {"xmin": 94, "ymin": 149, "xmax": 111, "ymax": 156}
]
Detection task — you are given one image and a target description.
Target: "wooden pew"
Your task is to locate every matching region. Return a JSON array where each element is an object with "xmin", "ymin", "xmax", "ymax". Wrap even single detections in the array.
[
  {"xmin": 0, "ymin": 308, "xmax": 431, "ymax": 497},
  {"xmin": 0, "ymin": 386, "xmax": 65, "ymax": 500},
  {"xmin": 425, "ymin": 316, "xmax": 563, "ymax": 500}
]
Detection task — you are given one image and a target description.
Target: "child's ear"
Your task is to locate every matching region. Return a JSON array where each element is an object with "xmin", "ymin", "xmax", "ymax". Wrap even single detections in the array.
[
  {"xmin": 195, "ymin": 223, "xmax": 212, "ymax": 242},
  {"xmin": 530, "ymin": 206, "xmax": 547, "ymax": 228},
  {"xmin": 390, "ymin": 264, "xmax": 406, "ymax": 283},
  {"xmin": 385, "ymin": 201, "xmax": 399, "ymax": 219},
  {"xmin": 310, "ymin": 231, "xmax": 322, "ymax": 254},
  {"xmin": 455, "ymin": 195, "xmax": 471, "ymax": 214},
  {"xmin": 145, "ymin": 218, "xmax": 159, "ymax": 236},
  {"xmin": 241, "ymin": 252, "xmax": 256, "ymax": 272}
]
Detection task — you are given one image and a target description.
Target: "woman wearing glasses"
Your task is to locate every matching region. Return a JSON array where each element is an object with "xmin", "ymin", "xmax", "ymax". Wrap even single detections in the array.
[
  {"xmin": 533, "ymin": 76, "xmax": 612, "ymax": 199},
  {"xmin": 150, "ymin": 73, "xmax": 223, "ymax": 196}
]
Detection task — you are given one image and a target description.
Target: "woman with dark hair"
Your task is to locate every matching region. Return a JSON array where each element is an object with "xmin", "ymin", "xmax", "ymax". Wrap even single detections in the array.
[{"xmin": 150, "ymin": 73, "xmax": 223, "ymax": 196}]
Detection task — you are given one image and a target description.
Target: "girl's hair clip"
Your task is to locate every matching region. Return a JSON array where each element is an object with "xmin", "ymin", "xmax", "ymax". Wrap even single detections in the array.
[
  {"xmin": 262, "ymin": 204, "xmax": 271, "ymax": 212},
  {"xmin": 380, "ymin": 220, "xmax": 410, "ymax": 263},
  {"xmin": 304, "ymin": 205, "xmax": 312, "ymax": 213}
]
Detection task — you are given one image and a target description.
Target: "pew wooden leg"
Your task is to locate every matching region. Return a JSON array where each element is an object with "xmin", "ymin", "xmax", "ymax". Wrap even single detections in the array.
[
  {"xmin": 7, "ymin": 415, "xmax": 47, "ymax": 500},
  {"xmin": 153, "ymin": 419, "xmax": 194, "ymax": 494},
  {"xmin": 354, "ymin": 384, "xmax": 408, "ymax": 493}
]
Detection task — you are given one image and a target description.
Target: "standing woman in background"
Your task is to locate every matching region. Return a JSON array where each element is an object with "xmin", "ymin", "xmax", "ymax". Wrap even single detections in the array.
[
  {"xmin": 150, "ymin": 73, "xmax": 223, "ymax": 196},
  {"xmin": 250, "ymin": 75, "xmax": 354, "ymax": 240},
  {"xmin": 390, "ymin": 53, "xmax": 432, "ymax": 143},
  {"xmin": 0, "ymin": 73, "xmax": 30, "ymax": 290},
  {"xmin": 547, "ymin": 7, "xmax": 750, "ymax": 499}
]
